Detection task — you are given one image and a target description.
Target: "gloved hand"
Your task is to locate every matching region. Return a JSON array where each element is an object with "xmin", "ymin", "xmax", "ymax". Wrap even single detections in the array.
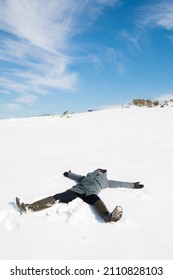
[
  {"xmin": 134, "ymin": 182, "xmax": 144, "ymax": 189},
  {"xmin": 63, "ymin": 170, "xmax": 71, "ymax": 177}
]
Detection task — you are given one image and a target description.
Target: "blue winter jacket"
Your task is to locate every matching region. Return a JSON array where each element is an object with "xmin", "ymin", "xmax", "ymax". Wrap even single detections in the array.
[{"xmin": 68, "ymin": 169, "xmax": 135, "ymax": 196}]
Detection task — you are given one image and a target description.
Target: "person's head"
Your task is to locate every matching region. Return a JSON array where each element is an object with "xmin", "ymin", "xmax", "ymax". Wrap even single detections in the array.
[{"xmin": 98, "ymin": 168, "xmax": 107, "ymax": 173}]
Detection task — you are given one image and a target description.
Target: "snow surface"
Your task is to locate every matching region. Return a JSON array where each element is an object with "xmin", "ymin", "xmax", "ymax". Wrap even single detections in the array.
[{"xmin": 0, "ymin": 107, "xmax": 173, "ymax": 260}]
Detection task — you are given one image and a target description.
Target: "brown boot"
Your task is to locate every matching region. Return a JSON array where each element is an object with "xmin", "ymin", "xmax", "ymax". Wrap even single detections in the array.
[
  {"xmin": 16, "ymin": 196, "xmax": 56, "ymax": 213},
  {"xmin": 109, "ymin": 206, "xmax": 123, "ymax": 222},
  {"xmin": 93, "ymin": 199, "xmax": 123, "ymax": 223}
]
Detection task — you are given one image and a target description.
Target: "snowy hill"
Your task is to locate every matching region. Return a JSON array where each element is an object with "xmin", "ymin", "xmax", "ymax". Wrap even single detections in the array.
[{"xmin": 0, "ymin": 107, "xmax": 173, "ymax": 260}]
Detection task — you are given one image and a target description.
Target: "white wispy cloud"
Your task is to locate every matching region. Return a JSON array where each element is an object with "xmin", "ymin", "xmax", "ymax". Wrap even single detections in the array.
[
  {"xmin": 0, "ymin": 0, "xmax": 120, "ymax": 113},
  {"xmin": 0, "ymin": 0, "xmax": 119, "ymax": 52},
  {"xmin": 0, "ymin": 0, "xmax": 76, "ymax": 52},
  {"xmin": 120, "ymin": 29, "xmax": 142, "ymax": 51},
  {"xmin": 105, "ymin": 47, "xmax": 126, "ymax": 75},
  {"xmin": 138, "ymin": 0, "xmax": 173, "ymax": 30},
  {"xmin": 121, "ymin": 1, "xmax": 173, "ymax": 50}
]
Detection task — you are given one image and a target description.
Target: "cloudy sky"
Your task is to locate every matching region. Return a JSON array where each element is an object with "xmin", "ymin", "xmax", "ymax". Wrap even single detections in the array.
[{"xmin": 1, "ymin": 0, "xmax": 173, "ymax": 118}]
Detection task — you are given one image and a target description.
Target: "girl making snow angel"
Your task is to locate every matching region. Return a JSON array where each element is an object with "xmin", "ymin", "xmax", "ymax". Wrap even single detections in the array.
[{"xmin": 16, "ymin": 168, "xmax": 144, "ymax": 222}]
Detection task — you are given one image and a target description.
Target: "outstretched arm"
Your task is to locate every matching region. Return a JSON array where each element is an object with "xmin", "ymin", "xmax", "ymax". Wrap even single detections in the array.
[
  {"xmin": 63, "ymin": 170, "xmax": 85, "ymax": 182},
  {"xmin": 108, "ymin": 180, "xmax": 135, "ymax": 189},
  {"xmin": 108, "ymin": 180, "xmax": 144, "ymax": 189}
]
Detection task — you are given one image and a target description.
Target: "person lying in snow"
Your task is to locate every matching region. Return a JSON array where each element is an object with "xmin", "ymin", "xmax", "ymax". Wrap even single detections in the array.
[{"xmin": 16, "ymin": 168, "xmax": 144, "ymax": 223}]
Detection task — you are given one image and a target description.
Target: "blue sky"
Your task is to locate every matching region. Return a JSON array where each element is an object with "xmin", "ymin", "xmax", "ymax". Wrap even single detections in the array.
[{"xmin": 1, "ymin": 0, "xmax": 173, "ymax": 118}]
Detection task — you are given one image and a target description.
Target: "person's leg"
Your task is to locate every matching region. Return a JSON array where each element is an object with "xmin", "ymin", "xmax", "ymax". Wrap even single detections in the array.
[
  {"xmin": 16, "ymin": 190, "xmax": 80, "ymax": 213},
  {"xmin": 53, "ymin": 190, "xmax": 80, "ymax": 203},
  {"xmin": 83, "ymin": 194, "xmax": 110, "ymax": 221},
  {"xmin": 16, "ymin": 196, "xmax": 56, "ymax": 213},
  {"xmin": 82, "ymin": 194, "xmax": 100, "ymax": 205},
  {"xmin": 83, "ymin": 194, "xmax": 123, "ymax": 223}
]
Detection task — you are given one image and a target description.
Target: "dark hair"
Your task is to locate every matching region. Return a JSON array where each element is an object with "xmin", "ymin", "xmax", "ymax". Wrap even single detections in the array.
[{"xmin": 98, "ymin": 168, "xmax": 107, "ymax": 173}]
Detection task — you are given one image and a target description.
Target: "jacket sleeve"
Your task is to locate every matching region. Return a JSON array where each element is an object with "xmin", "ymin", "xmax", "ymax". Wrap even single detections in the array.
[
  {"xmin": 67, "ymin": 172, "xmax": 85, "ymax": 182},
  {"xmin": 108, "ymin": 180, "xmax": 135, "ymax": 189}
]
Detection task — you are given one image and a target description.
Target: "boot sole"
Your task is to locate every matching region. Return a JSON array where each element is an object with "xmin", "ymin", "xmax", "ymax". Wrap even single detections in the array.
[
  {"xmin": 110, "ymin": 206, "xmax": 123, "ymax": 222},
  {"xmin": 16, "ymin": 197, "xmax": 27, "ymax": 213}
]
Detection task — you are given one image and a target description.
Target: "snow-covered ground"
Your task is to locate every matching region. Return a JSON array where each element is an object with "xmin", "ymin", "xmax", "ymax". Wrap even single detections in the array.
[{"xmin": 0, "ymin": 107, "xmax": 173, "ymax": 260}]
